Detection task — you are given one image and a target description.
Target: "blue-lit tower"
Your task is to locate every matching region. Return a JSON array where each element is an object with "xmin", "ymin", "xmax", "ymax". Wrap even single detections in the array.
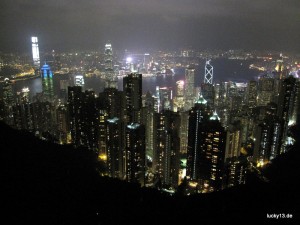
[{"xmin": 41, "ymin": 63, "xmax": 54, "ymax": 101}]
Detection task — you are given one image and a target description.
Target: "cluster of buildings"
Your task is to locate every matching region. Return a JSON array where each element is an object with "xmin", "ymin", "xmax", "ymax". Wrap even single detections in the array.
[{"xmin": 0, "ymin": 38, "xmax": 299, "ymax": 194}]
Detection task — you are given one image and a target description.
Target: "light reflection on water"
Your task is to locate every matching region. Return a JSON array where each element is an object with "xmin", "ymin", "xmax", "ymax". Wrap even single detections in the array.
[{"xmin": 5, "ymin": 59, "xmax": 258, "ymax": 98}]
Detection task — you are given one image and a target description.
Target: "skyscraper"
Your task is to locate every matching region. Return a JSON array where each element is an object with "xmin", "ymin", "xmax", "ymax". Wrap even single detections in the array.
[
  {"xmin": 31, "ymin": 36, "xmax": 40, "ymax": 68},
  {"xmin": 123, "ymin": 73, "xmax": 142, "ymax": 124},
  {"xmin": 204, "ymin": 59, "xmax": 213, "ymax": 84},
  {"xmin": 247, "ymin": 80, "xmax": 258, "ymax": 109},
  {"xmin": 106, "ymin": 117, "xmax": 125, "ymax": 179},
  {"xmin": 125, "ymin": 123, "xmax": 145, "ymax": 185},
  {"xmin": 41, "ymin": 63, "xmax": 54, "ymax": 102},
  {"xmin": 184, "ymin": 66, "xmax": 195, "ymax": 110},
  {"xmin": 277, "ymin": 76, "xmax": 299, "ymax": 153},
  {"xmin": 104, "ymin": 43, "xmax": 117, "ymax": 88},
  {"xmin": 154, "ymin": 110, "xmax": 180, "ymax": 188},
  {"xmin": 187, "ymin": 95, "xmax": 226, "ymax": 193},
  {"xmin": 68, "ymin": 86, "xmax": 83, "ymax": 147},
  {"xmin": 257, "ymin": 75, "xmax": 274, "ymax": 106}
]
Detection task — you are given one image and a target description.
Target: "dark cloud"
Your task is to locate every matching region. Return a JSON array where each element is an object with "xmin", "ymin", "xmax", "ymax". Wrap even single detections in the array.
[{"xmin": 0, "ymin": 0, "xmax": 299, "ymax": 52}]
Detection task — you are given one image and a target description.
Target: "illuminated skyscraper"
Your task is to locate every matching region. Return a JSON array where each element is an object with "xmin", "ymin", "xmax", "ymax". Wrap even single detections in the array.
[
  {"xmin": 13, "ymin": 87, "xmax": 34, "ymax": 131},
  {"xmin": 246, "ymin": 80, "xmax": 258, "ymax": 108},
  {"xmin": 204, "ymin": 60, "xmax": 213, "ymax": 84},
  {"xmin": 154, "ymin": 110, "xmax": 180, "ymax": 188},
  {"xmin": 31, "ymin": 36, "xmax": 40, "ymax": 68},
  {"xmin": 257, "ymin": 75, "xmax": 274, "ymax": 106},
  {"xmin": 68, "ymin": 87, "xmax": 99, "ymax": 151},
  {"xmin": 68, "ymin": 86, "xmax": 82, "ymax": 146},
  {"xmin": 104, "ymin": 42, "xmax": 117, "ymax": 88},
  {"xmin": 56, "ymin": 104, "xmax": 69, "ymax": 144},
  {"xmin": 254, "ymin": 118, "xmax": 281, "ymax": 166},
  {"xmin": 187, "ymin": 95, "xmax": 226, "ymax": 193},
  {"xmin": 106, "ymin": 117, "xmax": 125, "ymax": 179},
  {"xmin": 41, "ymin": 63, "xmax": 54, "ymax": 101},
  {"xmin": 173, "ymin": 80, "xmax": 185, "ymax": 112},
  {"xmin": 123, "ymin": 73, "xmax": 142, "ymax": 124},
  {"xmin": 125, "ymin": 123, "xmax": 145, "ymax": 185},
  {"xmin": 184, "ymin": 66, "xmax": 195, "ymax": 110},
  {"xmin": 277, "ymin": 76, "xmax": 299, "ymax": 153}
]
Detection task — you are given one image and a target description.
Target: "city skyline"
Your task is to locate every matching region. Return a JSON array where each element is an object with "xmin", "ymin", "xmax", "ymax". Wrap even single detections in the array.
[{"xmin": 1, "ymin": 0, "xmax": 300, "ymax": 52}]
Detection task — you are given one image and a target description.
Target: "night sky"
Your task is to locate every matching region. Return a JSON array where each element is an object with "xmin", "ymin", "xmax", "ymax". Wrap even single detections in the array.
[{"xmin": 0, "ymin": 0, "xmax": 299, "ymax": 52}]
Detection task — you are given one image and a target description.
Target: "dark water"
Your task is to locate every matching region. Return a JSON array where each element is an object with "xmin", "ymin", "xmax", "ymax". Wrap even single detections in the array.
[{"xmin": 4, "ymin": 59, "xmax": 259, "ymax": 98}]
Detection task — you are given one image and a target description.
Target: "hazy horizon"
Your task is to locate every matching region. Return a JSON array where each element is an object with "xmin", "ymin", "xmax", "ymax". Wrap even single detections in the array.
[{"xmin": 1, "ymin": 0, "xmax": 300, "ymax": 53}]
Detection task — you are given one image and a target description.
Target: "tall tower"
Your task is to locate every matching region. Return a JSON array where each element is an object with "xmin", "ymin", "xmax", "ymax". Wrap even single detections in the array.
[
  {"xmin": 104, "ymin": 42, "xmax": 116, "ymax": 88},
  {"xmin": 154, "ymin": 110, "xmax": 180, "ymax": 188},
  {"xmin": 31, "ymin": 37, "xmax": 40, "ymax": 68},
  {"xmin": 41, "ymin": 63, "xmax": 54, "ymax": 101},
  {"xmin": 106, "ymin": 117, "xmax": 125, "ymax": 179},
  {"xmin": 125, "ymin": 123, "xmax": 145, "ymax": 185},
  {"xmin": 184, "ymin": 66, "xmax": 195, "ymax": 110},
  {"xmin": 187, "ymin": 95, "xmax": 226, "ymax": 193},
  {"xmin": 123, "ymin": 73, "xmax": 142, "ymax": 124},
  {"xmin": 204, "ymin": 59, "xmax": 213, "ymax": 84}
]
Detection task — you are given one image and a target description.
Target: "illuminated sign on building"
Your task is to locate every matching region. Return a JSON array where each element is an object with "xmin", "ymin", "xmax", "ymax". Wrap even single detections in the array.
[{"xmin": 75, "ymin": 75, "xmax": 85, "ymax": 86}]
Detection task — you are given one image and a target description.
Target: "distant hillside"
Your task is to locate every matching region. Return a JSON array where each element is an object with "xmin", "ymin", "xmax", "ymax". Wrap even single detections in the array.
[{"xmin": 0, "ymin": 122, "xmax": 298, "ymax": 225}]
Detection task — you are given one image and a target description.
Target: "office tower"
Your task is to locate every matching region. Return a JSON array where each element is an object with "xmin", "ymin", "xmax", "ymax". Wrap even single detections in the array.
[
  {"xmin": 143, "ymin": 53, "xmax": 150, "ymax": 73},
  {"xmin": 277, "ymin": 76, "xmax": 299, "ymax": 153},
  {"xmin": 213, "ymin": 83, "xmax": 220, "ymax": 107},
  {"xmin": 201, "ymin": 83, "xmax": 214, "ymax": 109},
  {"xmin": 274, "ymin": 54, "xmax": 289, "ymax": 80},
  {"xmin": 2, "ymin": 78, "xmax": 15, "ymax": 126},
  {"xmin": 13, "ymin": 88, "xmax": 34, "ymax": 131},
  {"xmin": 68, "ymin": 86, "xmax": 83, "ymax": 147},
  {"xmin": 173, "ymin": 80, "xmax": 185, "ymax": 112},
  {"xmin": 106, "ymin": 117, "xmax": 125, "ymax": 179},
  {"xmin": 141, "ymin": 92, "xmax": 156, "ymax": 168},
  {"xmin": 123, "ymin": 73, "xmax": 142, "ymax": 124},
  {"xmin": 56, "ymin": 104, "xmax": 69, "ymax": 144},
  {"xmin": 41, "ymin": 63, "xmax": 54, "ymax": 102},
  {"xmin": 179, "ymin": 111, "xmax": 189, "ymax": 154},
  {"xmin": 155, "ymin": 86, "xmax": 161, "ymax": 113},
  {"xmin": 184, "ymin": 66, "xmax": 196, "ymax": 110},
  {"xmin": 154, "ymin": 110, "xmax": 180, "ymax": 188},
  {"xmin": 98, "ymin": 109, "xmax": 108, "ymax": 160},
  {"xmin": 225, "ymin": 122, "xmax": 242, "ymax": 160},
  {"xmin": 187, "ymin": 95, "xmax": 226, "ymax": 192},
  {"xmin": 59, "ymin": 79, "xmax": 70, "ymax": 102},
  {"xmin": 157, "ymin": 86, "xmax": 173, "ymax": 111},
  {"xmin": 68, "ymin": 87, "xmax": 99, "ymax": 151},
  {"xmin": 81, "ymin": 90, "xmax": 99, "ymax": 151},
  {"xmin": 253, "ymin": 117, "xmax": 281, "ymax": 166},
  {"xmin": 247, "ymin": 80, "xmax": 258, "ymax": 109},
  {"xmin": 98, "ymin": 88, "xmax": 124, "ymax": 119},
  {"xmin": 104, "ymin": 43, "xmax": 117, "ymax": 88},
  {"xmin": 98, "ymin": 88, "xmax": 124, "ymax": 162},
  {"xmin": 125, "ymin": 123, "xmax": 145, "ymax": 185},
  {"xmin": 204, "ymin": 59, "xmax": 213, "ymax": 84},
  {"xmin": 32, "ymin": 100, "xmax": 55, "ymax": 138},
  {"xmin": 257, "ymin": 75, "xmax": 274, "ymax": 106},
  {"xmin": 31, "ymin": 36, "xmax": 40, "ymax": 68}
]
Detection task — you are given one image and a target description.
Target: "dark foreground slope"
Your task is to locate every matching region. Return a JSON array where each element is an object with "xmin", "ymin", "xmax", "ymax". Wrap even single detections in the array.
[{"xmin": 1, "ymin": 122, "xmax": 299, "ymax": 225}]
